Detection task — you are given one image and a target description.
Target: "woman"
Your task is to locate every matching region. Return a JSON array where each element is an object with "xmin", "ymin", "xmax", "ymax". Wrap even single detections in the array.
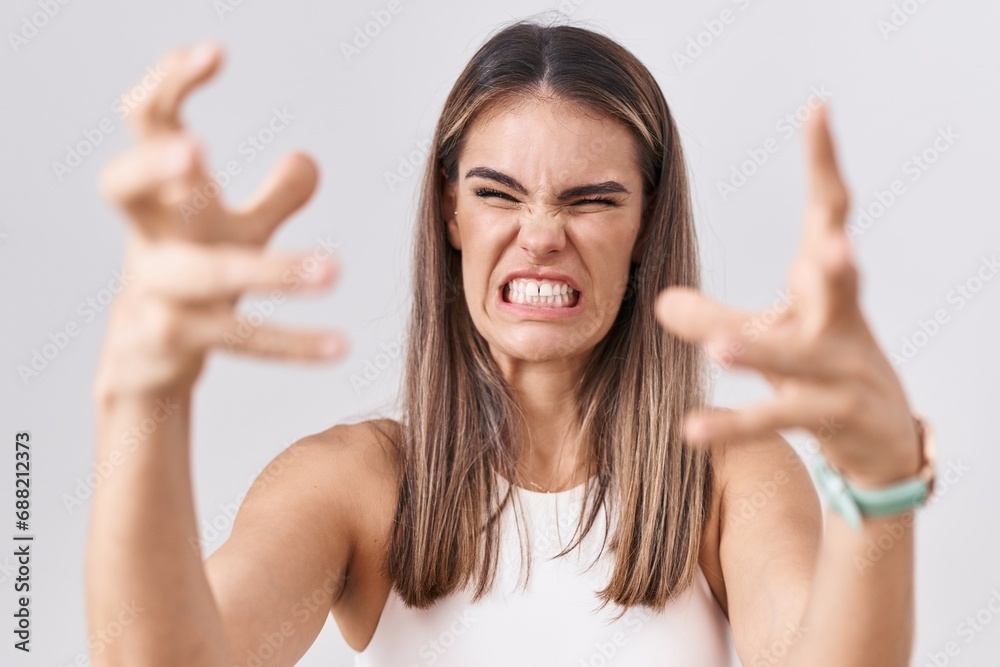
[{"xmin": 87, "ymin": 19, "xmax": 934, "ymax": 667}]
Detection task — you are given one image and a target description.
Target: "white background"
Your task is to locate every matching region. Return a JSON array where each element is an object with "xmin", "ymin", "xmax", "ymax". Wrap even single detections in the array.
[{"xmin": 1, "ymin": 1, "xmax": 998, "ymax": 665}]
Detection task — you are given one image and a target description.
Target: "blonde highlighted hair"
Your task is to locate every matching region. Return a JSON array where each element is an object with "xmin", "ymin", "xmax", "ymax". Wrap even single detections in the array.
[{"xmin": 379, "ymin": 18, "xmax": 712, "ymax": 614}]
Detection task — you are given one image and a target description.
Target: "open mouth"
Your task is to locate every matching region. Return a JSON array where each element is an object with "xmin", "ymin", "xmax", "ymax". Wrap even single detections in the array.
[{"xmin": 502, "ymin": 279, "xmax": 580, "ymax": 309}]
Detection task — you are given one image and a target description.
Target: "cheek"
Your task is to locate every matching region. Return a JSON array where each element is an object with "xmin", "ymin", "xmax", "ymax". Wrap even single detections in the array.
[
  {"xmin": 458, "ymin": 218, "xmax": 508, "ymax": 297},
  {"xmin": 575, "ymin": 218, "xmax": 640, "ymax": 293}
]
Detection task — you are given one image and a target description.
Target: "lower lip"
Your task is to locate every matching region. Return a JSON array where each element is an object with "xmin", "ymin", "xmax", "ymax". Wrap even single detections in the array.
[{"xmin": 495, "ymin": 284, "xmax": 584, "ymax": 320}]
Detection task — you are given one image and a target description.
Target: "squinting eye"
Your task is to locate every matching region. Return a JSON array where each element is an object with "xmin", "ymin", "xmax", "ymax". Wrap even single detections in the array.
[
  {"xmin": 574, "ymin": 198, "xmax": 618, "ymax": 207},
  {"xmin": 475, "ymin": 188, "xmax": 518, "ymax": 202},
  {"xmin": 474, "ymin": 188, "xmax": 620, "ymax": 208}
]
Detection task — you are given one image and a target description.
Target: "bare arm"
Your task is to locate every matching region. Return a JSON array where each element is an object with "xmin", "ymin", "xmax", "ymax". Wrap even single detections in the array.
[
  {"xmin": 202, "ymin": 427, "xmax": 364, "ymax": 667},
  {"xmin": 86, "ymin": 392, "xmax": 229, "ymax": 666},
  {"xmin": 86, "ymin": 391, "xmax": 359, "ymax": 666},
  {"xmin": 715, "ymin": 431, "xmax": 917, "ymax": 667},
  {"xmin": 86, "ymin": 42, "xmax": 350, "ymax": 666},
  {"xmin": 655, "ymin": 104, "xmax": 926, "ymax": 666}
]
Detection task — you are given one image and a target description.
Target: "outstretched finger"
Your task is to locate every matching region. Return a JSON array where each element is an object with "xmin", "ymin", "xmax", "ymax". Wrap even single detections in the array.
[
  {"xmin": 803, "ymin": 103, "xmax": 850, "ymax": 237},
  {"xmin": 797, "ymin": 105, "xmax": 862, "ymax": 332},
  {"xmin": 154, "ymin": 304, "xmax": 348, "ymax": 362},
  {"xmin": 134, "ymin": 243, "xmax": 338, "ymax": 302},
  {"xmin": 128, "ymin": 42, "xmax": 223, "ymax": 140},
  {"xmin": 705, "ymin": 326, "xmax": 843, "ymax": 379},
  {"xmin": 99, "ymin": 136, "xmax": 199, "ymax": 213},
  {"xmin": 207, "ymin": 317, "xmax": 350, "ymax": 362},
  {"xmin": 681, "ymin": 394, "xmax": 848, "ymax": 447},
  {"xmin": 229, "ymin": 152, "xmax": 320, "ymax": 244},
  {"xmin": 655, "ymin": 286, "xmax": 761, "ymax": 346}
]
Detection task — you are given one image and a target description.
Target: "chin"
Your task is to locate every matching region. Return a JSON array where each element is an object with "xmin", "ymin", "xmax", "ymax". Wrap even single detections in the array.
[{"xmin": 490, "ymin": 331, "xmax": 593, "ymax": 364}]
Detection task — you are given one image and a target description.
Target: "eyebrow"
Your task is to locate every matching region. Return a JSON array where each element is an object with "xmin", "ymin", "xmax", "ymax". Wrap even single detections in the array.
[{"xmin": 464, "ymin": 167, "xmax": 631, "ymax": 200}]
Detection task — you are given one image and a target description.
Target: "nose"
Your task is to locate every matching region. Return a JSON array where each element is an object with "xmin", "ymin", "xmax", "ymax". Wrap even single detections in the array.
[{"xmin": 517, "ymin": 204, "xmax": 567, "ymax": 259}]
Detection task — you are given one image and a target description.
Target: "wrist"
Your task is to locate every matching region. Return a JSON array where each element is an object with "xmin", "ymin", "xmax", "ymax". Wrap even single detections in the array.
[
  {"xmin": 842, "ymin": 419, "xmax": 923, "ymax": 489},
  {"xmin": 813, "ymin": 413, "xmax": 936, "ymax": 531}
]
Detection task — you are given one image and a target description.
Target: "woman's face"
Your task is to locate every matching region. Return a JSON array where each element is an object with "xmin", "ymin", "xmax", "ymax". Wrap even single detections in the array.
[{"xmin": 442, "ymin": 96, "xmax": 646, "ymax": 365}]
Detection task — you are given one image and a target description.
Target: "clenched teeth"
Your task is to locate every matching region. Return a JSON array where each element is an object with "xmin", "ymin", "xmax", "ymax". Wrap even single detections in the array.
[{"xmin": 504, "ymin": 278, "xmax": 579, "ymax": 308}]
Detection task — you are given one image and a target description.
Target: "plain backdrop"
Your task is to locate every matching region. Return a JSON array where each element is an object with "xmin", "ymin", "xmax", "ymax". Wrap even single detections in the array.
[{"xmin": 2, "ymin": 1, "xmax": 998, "ymax": 665}]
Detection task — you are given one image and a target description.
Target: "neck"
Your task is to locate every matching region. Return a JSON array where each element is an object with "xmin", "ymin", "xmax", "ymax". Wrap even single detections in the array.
[{"xmin": 495, "ymin": 351, "xmax": 592, "ymax": 492}]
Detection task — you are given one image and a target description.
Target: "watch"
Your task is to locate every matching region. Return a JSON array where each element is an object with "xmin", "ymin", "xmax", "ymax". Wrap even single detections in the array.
[{"xmin": 812, "ymin": 412, "xmax": 937, "ymax": 531}]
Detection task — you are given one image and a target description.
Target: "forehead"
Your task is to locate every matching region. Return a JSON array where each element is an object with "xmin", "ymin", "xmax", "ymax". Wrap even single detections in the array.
[{"xmin": 460, "ymin": 96, "xmax": 641, "ymax": 185}]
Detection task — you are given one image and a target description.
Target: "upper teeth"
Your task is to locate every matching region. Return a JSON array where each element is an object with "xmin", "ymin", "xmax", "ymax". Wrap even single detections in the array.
[{"xmin": 507, "ymin": 278, "xmax": 576, "ymax": 297}]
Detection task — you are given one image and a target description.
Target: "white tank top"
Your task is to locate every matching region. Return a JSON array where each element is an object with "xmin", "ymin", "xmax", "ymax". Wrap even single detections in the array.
[{"xmin": 354, "ymin": 473, "xmax": 734, "ymax": 666}]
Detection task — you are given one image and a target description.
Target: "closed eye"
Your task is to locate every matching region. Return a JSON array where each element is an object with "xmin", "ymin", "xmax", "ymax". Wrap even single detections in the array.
[
  {"xmin": 476, "ymin": 188, "xmax": 519, "ymax": 202},
  {"xmin": 574, "ymin": 198, "xmax": 619, "ymax": 207},
  {"xmin": 474, "ymin": 188, "xmax": 619, "ymax": 207}
]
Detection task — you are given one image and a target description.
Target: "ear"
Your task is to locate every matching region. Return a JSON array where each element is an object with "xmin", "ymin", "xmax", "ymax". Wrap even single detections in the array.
[{"xmin": 441, "ymin": 169, "xmax": 462, "ymax": 250}]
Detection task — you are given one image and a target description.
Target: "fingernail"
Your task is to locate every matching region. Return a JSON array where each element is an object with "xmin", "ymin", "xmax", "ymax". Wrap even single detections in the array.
[
  {"xmin": 320, "ymin": 335, "xmax": 346, "ymax": 358},
  {"xmin": 304, "ymin": 259, "xmax": 333, "ymax": 284},
  {"xmin": 189, "ymin": 42, "xmax": 218, "ymax": 69}
]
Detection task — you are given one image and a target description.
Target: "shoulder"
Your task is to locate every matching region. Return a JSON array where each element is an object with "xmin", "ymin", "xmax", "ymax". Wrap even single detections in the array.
[
  {"xmin": 700, "ymin": 407, "xmax": 822, "ymax": 614},
  {"xmin": 206, "ymin": 418, "xmax": 403, "ymax": 654},
  {"xmin": 293, "ymin": 417, "xmax": 402, "ymax": 506},
  {"xmin": 255, "ymin": 418, "xmax": 400, "ymax": 487},
  {"xmin": 299, "ymin": 417, "xmax": 401, "ymax": 474},
  {"xmin": 239, "ymin": 418, "xmax": 402, "ymax": 546},
  {"xmin": 708, "ymin": 411, "xmax": 817, "ymax": 515}
]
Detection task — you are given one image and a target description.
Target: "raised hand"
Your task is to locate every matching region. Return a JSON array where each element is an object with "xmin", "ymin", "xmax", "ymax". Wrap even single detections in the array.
[
  {"xmin": 654, "ymin": 104, "xmax": 921, "ymax": 487},
  {"xmin": 95, "ymin": 42, "xmax": 348, "ymax": 397}
]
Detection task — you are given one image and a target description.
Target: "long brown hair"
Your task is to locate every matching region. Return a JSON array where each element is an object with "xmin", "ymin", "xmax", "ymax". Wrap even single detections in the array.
[{"xmin": 382, "ymin": 17, "xmax": 712, "ymax": 614}]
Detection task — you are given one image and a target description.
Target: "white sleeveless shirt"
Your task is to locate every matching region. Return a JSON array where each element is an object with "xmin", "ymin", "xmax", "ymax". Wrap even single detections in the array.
[{"xmin": 354, "ymin": 474, "xmax": 735, "ymax": 666}]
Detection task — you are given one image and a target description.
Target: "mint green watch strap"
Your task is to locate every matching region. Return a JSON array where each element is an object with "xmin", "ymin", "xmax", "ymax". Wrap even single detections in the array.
[
  {"xmin": 812, "ymin": 457, "xmax": 863, "ymax": 530},
  {"xmin": 851, "ymin": 477, "xmax": 929, "ymax": 517},
  {"xmin": 811, "ymin": 455, "xmax": 929, "ymax": 531}
]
